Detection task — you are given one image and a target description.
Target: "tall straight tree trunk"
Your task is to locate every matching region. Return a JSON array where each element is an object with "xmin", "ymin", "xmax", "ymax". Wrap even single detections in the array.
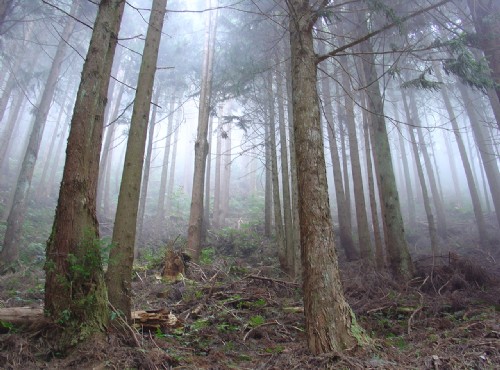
[
  {"xmin": 408, "ymin": 90, "xmax": 447, "ymax": 237},
  {"xmin": 97, "ymin": 82, "xmax": 125, "ymax": 214},
  {"xmin": 276, "ymin": 59, "xmax": 294, "ymax": 275},
  {"xmin": 212, "ymin": 114, "xmax": 222, "ymax": 229},
  {"xmin": 320, "ymin": 69, "xmax": 357, "ymax": 260},
  {"xmin": 362, "ymin": 108, "xmax": 384, "ymax": 269},
  {"xmin": 434, "ymin": 65, "xmax": 488, "ymax": 246},
  {"xmin": 285, "ymin": 52, "xmax": 302, "ymax": 277},
  {"xmin": 0, "ymin": 90, "xmax": 24, "ymax": 169},
  {"xmin": 459, "ymin": 83, "xmax": 500, "ymax": 229},
  {"xmin": 186, "ymin": 0, "xmax": 217, "ymax": 261},
  {"xmin": 340, "ymin": 55, "xmax": 372, "ymax": 261},
  {"xmin": 107, "ymin": 0, "xmax": 167, "ymax": 319},
  {"xmin": 221, "ymin": 119, "xmax": 231, "ymax": 226},
  {"xmin": 287, "ymin": 0, "xmax": 366, "ymax": 354},
  {"xmin": 202, "ymin": 115, "xmax": 213, "ymax": 240},
  {"xmin": 44, "ymin": 0, "xmax": 125, "ymax": 346},
  {"xmin": 264, "ymin": 110, "xmax": 273, "ymax": 238},
  {"xmin": 0, "ymin": 73, "xmax": 16, "ymax": 124},
  {"xmin": 267, "ymin": 71, "xmax": 286, "ymax": 270},
  {"xmin": 156, "ymin": 94, "xmax": 176, "ymax": 223},
  {"xmin": 357, "ymin": 13, "xmax": 413, "ymax": 279},
  {"xmin": 137, "ymin": 86, "xmax": 162, "ymax": 247},
  {"xmin": 165, "ymin": 103, "xmax": 182, "ymax": 218},
  {"xmin": 408, "ymin": 124, "xmax": 439, "ymax": 256},
  {"xmin": 1, "ymin": 3, "xmax": 77, "ymax": 269}
]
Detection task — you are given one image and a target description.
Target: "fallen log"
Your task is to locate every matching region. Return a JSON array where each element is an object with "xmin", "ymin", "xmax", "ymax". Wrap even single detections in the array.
[{"xmin": 0, "ymin": 307, "xmax": 45, "ymax": 325}]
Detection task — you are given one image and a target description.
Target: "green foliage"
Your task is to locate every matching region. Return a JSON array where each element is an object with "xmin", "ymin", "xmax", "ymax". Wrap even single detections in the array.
[
  {"xmin": 248, "ymin": 315, "xmax": 265, "ymax": 327},
  {"xmin": 217, "ymin": 322, "xmax": 240, "ymax": 333},
  {"xmin": 401, "ymin": 67, "xmax": 443, "ymax": 91},
  {"xmin": 0, "ymin": 321, "xmax": 15, "ymax": 333},
  {"xmin": 432, "ymin": 34, "xmax": 497, "ymax": 91},
  {"xmin": 200, "ymin": 247, "xmax": 215, "ymax": 265},
  {"xmin": 264, "ymin": 345, "xmax": 284, "ymax": 354}
]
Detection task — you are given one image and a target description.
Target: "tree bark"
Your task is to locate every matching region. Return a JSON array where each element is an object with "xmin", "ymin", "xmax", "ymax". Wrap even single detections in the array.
[
  {"xmin": 357, "ymin": 13, "xmax": 413, "ymax": 279},
  {"xmin": 186, "ymin": 0, "xmax": 217, "ymax": 261},
  {"xmin": 107, "ymin": 0, "xmax": 167, "ymax": 319},
  {"xmin": 44, "ymin": 0, "xmax": 125, "ymax": 346},
  {"xmin": 287, "ymin": 0, "xmax": 366, "ymax": 354}
]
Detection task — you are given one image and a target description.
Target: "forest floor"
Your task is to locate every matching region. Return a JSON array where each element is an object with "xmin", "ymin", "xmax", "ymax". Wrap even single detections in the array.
[{"xmin": 0, "ymin": 216, "xmax": 499, "ymax": 369}]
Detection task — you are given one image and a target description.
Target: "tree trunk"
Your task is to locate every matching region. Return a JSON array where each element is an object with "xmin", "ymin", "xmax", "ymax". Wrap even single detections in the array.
[
  {"xmin": 1, "ymin": 2, "xmax": 77, "ymax": 270},
  {"xmin": 186, "ymin": 0, "xmax": 217, "ymax": 260},
  {"xmin": 212, "ymin": 113, "xmax": 223, "ymax": 229},
  {"xmin": 362, "ymin": 108, "xmax": 385, "ymax": 269},
  {"xmin": 340, "ymin": 55, "xmax": 372, "ymax": 261},
  {"xmin": 407, "ymin": 120, "xmax": 439, "ymax": 256},
  {"xmin": 357, "ymin": 13, "xmax": 413, "ymax": 279},
  {"xmin": 267, "ymin": 70, "xmax": 286, "ymax": 271},
  {"xmin": 276, "ymin": 56, "xmax": 295, "ymax": 275},
  {"xmin": 97, "ymin": 79, "xmax": 125, "ymax": 216},
  {"xmin": 137, "ymin": 86, "xmax": 162, "ymax": 248},
  {"xmin": 107, "ymin": 0, "xmax": 167, "ymax": 320},
  {"xmin": 220, "ymin": 116, "xmax": 231, "ymax": 227},
  {"xmin": 287, "ymin": 0, "xmax": 366, "ymax": 354},
  {"xmin": 202, "ymin": 115, "xmax": 213, "ymax": 241},
  {"xmin": 0, "ymin": 90, "xmax": 24, "ymax": 171},
  {"xmin": 459, "ymin": 82, "xmax": 500, "ymax": 229},
  {"xmin": 165, "ymin": 103, "xmax": 182, "ymax": 218},
  {"xmin": 156, "ymin": 94, "xmax": 176, "ymax": 223},
  {"xmin": 44, "ymin": 0, "xmax": 125, "ymax": 346},
  {"xmin": 320, "ymin": 69, "xmax": 358, "ymax": 261},
  {"xmin": 407, "ymin": 90, "xmax": 447, "ymax": 237},
  {"xmin": 264, "ymin": 108, "xmax": 273, "ymax": 237},
  {"xmin": 434, "ymin": 65, "xmax": 488, "ymax": 246}
]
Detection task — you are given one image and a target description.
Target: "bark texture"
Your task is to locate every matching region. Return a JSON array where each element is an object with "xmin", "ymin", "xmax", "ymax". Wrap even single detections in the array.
[
  {"xmin": 288, "ymin": 0, "xmax": 365, "ymax": 354},
  {"xmin": 44, "ymin": 0, "xmax": 125, "ymax": 346}
]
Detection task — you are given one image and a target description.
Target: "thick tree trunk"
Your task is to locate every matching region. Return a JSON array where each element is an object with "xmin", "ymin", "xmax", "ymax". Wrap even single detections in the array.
[
  {"xmin": 287, "ymin": 0, "xmax": 366, "ymax": 354},
  {"xmin": 107, "ymin": 0, "xmax": 167, "ymax": 319},
  {"xmin": 44, "ymin": 0, "xmax": 125, "ymax": 346},
  {"xmin": 0, "ymin": 3, "xmax": 77, "ymax": 270},
  {"xmin": 186, "ymin": 0, "xmax": 217, "ymax": 261}
]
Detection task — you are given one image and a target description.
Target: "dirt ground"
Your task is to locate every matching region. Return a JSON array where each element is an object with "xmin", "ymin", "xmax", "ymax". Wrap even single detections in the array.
[{"xmin": 0, "ymin": 220, "xmax": 499, "ymax": 369}]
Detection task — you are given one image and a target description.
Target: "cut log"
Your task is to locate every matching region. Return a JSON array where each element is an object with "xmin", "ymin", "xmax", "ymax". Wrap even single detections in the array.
[
  {"xmin": 132, "ymin": 308, "xmax": 183, "ymax": 332},
  {"xmin": 0, "ymin": 307, "xmax": 45, "ymax": 325}
]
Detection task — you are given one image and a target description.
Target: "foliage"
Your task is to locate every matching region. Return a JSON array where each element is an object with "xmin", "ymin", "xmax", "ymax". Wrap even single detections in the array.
[
  {"xmin": 432, "ymin": 34, "xmax": 497, "ymax": 91},
  {"xmin": 248, "ymin": 315, "xmax": 265, "ymax": 327},
  {"xmin": 400, "ymin": 67, "xmax": 443, "ymax": 91},
  {"xmin": 200, "ymin": 247, "xmax": 215, "ymax": 265}
]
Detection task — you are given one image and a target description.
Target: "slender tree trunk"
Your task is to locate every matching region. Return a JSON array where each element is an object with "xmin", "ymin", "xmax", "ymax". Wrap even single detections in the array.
[
  {"xmin": 186, "ymin": 0, "xmax": 217, "ymax": 260},
  {"xmin": 357, "ymin": 13, "xmax": 413, "ymax": 279},
  {"xmin": 320, "ymin": 69, "xmax": 358, "ymax": 261},
  {"xmin": 106, "ymin": 0, "xmax": 167, "ymax": 319},
  {"xmin": 165, "ymin": 103, "xmax": 182, "ymax": 218},
  {"xmin": 0, "ymin": 90, "xmax": 24, "ymax": 170},
  {"xmin": 267, "ymin": 71, "xmax": 286, "ymax": 270},
  {"xmin": 285, "ymin": 54, "xmax": 302, "ymax": 278},
  {"xmin": 44, "ymin": 0, "xmax": 125, "ymax": 346},
  {"xmin": 363, "ymin": 108, "xmax": 385, "ymax": 269},
  {"xmin": 0, "ymin": 73, "xmax": 16, "ymax": 123},
  {"xmin": 340, "ymin": 55, "xmax": 372, "ymax": 261},
  {"xmin": 407, "ymin": 121, "xmax": 439, "ymax": 256},
  {"xmin": 409, "ymin": 91, "xmax": 447, "ymax": 237},
  {"xmin": 221, "ymin": 119, "xmax": 231, "ymax": 227},
  {"xmin": 137, "ymin": 86, "xmax": 162, "ymax": 248},
  {"xmin": 156, "ymin": 94, "xmax": 176, "ymax": 222},
  {"xmin": 434, "ymin": 65, "xmax": 488, "ymax": 246},
  {"xmin": 459, "ymin": 83, "xmax": 500, "ymax": 229},
  {"xmin": 287, "ymin": 0, "xmax": 366, "ymax": 354},
  {"xmin": 276, "ymin": 58, "xmax": 294, "ymax": 275},
  {"xmin": 212, "ymin": 114, "xmax": 222, "ymax": 229},
  {"xmin": 202, "ymin": 115, "xmax": 213, "ymax": 240},
  {"xmin": 1, "ymin": 3, "xmax": 77, "ymax": 269}
]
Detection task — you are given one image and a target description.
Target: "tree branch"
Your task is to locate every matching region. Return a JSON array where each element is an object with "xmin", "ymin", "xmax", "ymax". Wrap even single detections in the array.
[{"xmin": 316, "ymin": 0, "xmax": 451, "ymax": 64}]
